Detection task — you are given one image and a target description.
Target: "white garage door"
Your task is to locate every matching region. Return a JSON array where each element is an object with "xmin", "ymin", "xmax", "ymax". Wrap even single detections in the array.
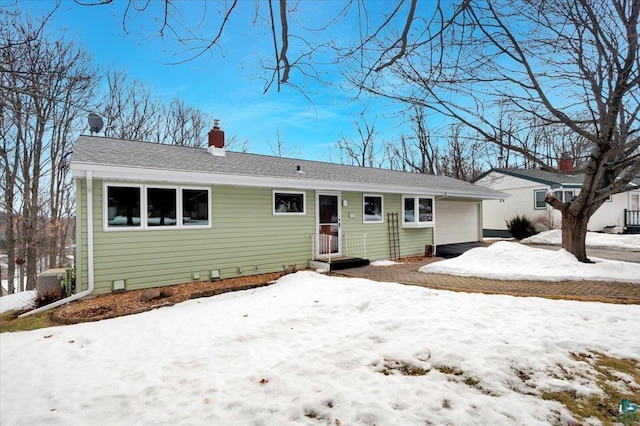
[{"xmin": 436, "ymin": 201, "xmax": 480, "ymax": 244}]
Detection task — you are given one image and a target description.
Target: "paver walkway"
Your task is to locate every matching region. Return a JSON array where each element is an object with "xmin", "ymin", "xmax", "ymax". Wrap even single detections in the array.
[{"xmin": 335, "ymin": 258, "xmax": 640, "ymax": 304}]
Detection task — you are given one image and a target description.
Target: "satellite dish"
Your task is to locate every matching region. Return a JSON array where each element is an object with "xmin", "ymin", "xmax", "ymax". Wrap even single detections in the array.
[{"xmin": 88, "ymin": 113, "xmax": 104, "ymax": 135}]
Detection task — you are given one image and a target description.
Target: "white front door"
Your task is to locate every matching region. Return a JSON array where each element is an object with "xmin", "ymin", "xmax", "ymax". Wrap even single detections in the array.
[{"xmin": 317, "ymin": 193, "xmax": 341, "ymax": 258}]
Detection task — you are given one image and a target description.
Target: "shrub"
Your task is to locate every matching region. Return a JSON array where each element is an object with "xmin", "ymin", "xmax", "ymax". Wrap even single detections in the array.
[
  {"xmin": 532, "ymin": 211, "xmax": 560, "ymax": 232},
  {"xmin": 505, "ymin": 214, "xmax": 537, "ymax": 240},
  {"xmin": 35, "ymin": 289, "xmax": 65, "ymax": 308}
]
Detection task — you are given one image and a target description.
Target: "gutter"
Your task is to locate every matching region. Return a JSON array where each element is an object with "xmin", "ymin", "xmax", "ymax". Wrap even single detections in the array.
[
  {"xmin": 20, "ymin": 171, "xmax": 95, "ymax": 317},
  {"xmin": 71, "ymin": 163, "xmax": 509, "ymax": 201}
]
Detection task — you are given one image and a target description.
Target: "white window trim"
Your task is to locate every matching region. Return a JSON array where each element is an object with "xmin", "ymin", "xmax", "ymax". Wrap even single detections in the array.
[
  {"xmin": 273, "ymin": 190, "xmax": 306, "ymax": 215},
  {"xmin": 363, "ymin": 194, "xmax": 384, "ymax": 224},
  {"xmin": 181, "ymin": 187, "xmax": 212, "ymax": 229},
  {"xmin": 103, "ymin": 183, "xmax": 211, "ymax": 231},
  {"xmin": 554, "ymin": 189, "xmax": 575, "ymax": 203},
  {"xmin": 401, "ymin": 195, "xmax": 435, "ymax": 228},
  {"xmin": 103, "ymin": 183, "xmax": 143, "ymax": 231},
  {"xmin": 146, "ymin": 185, "xmax": 179, "ymax": 229},
  {"xmin": 534, "ymin": 189, "xmax": 547, "ymax": 210}
]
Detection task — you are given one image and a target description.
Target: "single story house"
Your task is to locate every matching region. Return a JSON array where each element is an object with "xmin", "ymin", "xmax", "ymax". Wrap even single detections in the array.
[
  {"xmin": 70, "ymin": 125, "xmax": 506, "ymax": 295},
  {"xmin": 473, "ymin": 168, "xmax": 640, "ymax": 237}
]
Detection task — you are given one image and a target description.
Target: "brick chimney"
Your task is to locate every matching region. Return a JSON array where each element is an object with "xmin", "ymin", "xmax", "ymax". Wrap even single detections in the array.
[
  {"xmin": 558, "ymin": 152, "xmax": 573, "ymax": 171},
  {"xmin": 207, "ymin": 119, "xmax": 225, "ymax": 156}
]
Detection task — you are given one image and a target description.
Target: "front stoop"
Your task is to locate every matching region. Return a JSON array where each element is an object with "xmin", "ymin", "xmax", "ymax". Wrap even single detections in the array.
[{"xmin": 309, "ymin": 258, "xmax": 370, "ymax": 271}]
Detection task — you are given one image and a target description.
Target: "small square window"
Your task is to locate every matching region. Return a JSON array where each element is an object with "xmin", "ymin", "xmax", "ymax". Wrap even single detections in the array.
[
  {"xmin": 363, "ymin": 195, "xmax": 383, "ymax": 223},
  {"xmin": 274, "ymin": 191, "xmax": 305, "ymax": 215},
  {"xmin": 107, "ymin": 186, "xmax": 141, "ymax": 227}
]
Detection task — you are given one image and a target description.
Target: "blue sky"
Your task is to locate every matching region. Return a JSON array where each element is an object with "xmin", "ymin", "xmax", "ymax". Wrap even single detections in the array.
[{"xmin": 19, "ymin": 0, "xmax": 417, "ymax": 161}]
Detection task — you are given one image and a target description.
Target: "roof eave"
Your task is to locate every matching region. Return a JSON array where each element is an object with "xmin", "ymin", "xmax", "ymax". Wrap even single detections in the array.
[{"xmin": 70, "ymin": 162, "xmax": 508, "ymax": 200}]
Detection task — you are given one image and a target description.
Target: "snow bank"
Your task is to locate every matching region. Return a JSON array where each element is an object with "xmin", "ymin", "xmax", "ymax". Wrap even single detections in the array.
[
  {"xmin": 522, "ymin": 230, "xmax": 640, "ymax": 251},
  {"xmin": 370, "ymin": 260, "xmax": 399, "ymax": 266},
  {"xmin": 0, "ymin": 291, "xmax": 36, "ymax": 314},
  {"xmin": 420, "ymin": 241, "xmax": 640, "ymax": 283}
]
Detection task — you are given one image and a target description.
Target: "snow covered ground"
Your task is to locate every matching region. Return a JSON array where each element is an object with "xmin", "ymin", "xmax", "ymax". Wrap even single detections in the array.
[
  {"xmin": 0, "ymin": 290, "xmax": 35, "ymax": 314},
  {"xmin": 420, "ymin": 241, "xmax": 640, "ymax": 283},
  {"xmin": 2, "ymin": 272, "xmax": 639, "ymax": 425},
  {"xmin": 522, "ymin": 229, "xmax": 640, "ymax": 251}
]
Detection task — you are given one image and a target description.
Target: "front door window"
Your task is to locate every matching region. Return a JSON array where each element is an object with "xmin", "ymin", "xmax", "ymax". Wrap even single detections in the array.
[{"xmin": 318, "ymin": 194, "xmax": 340, "ymax": 256}]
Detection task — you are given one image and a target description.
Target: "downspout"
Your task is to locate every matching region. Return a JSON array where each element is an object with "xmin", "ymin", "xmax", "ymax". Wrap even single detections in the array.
[{"xmin": 20, "ymin": 171, "xmax": 95, "ymax": 317}]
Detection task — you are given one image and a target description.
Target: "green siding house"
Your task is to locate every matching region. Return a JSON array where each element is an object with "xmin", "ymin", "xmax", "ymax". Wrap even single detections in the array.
[{"xmin": 69, "ymin": 125, "xmax": 505, "ymax": 295}]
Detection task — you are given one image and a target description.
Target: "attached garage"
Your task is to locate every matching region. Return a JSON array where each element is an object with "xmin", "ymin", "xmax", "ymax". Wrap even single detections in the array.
[{"xmin": 435, "ymin": 200, "xmax": 482, "ymax": 245}]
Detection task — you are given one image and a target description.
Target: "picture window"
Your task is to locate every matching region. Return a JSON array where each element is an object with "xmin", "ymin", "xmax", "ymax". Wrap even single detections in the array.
[{"xmin": 274, "ymin": 191, "xmax": 306, "ymax": 215}]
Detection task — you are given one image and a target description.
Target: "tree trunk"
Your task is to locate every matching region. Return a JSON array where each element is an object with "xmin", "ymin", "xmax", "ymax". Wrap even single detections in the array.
[{"xmin": 561, "ymin": 211, "xmax": 591, "ymax": 263}]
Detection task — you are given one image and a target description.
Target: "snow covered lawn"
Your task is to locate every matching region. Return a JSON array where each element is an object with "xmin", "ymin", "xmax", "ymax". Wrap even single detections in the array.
[
  {"xmin": 522, "ymin": 229, "xmax": 640, "ymax": 251},
  {"xmin": 420, "ymin": 241, "xmax": 640, "ymax": 283},
  {"xmin": 2, "ymin": 272, "xmax": 639, "ymax": 425},
  {"xmin": 0, "ymin": 290, "xmax": 35, "ymax": 314}
]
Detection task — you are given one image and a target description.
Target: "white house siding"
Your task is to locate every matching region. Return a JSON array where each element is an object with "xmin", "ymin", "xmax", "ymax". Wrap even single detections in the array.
[
  {"xmin": 588, "ymin": 192, "xmax": 630, "ymax": 230},
  {"xmin": 476, "ymin": 172, "xmax": 640, "ymax": 235},
  {"xmin": 475, "ymin": 174, "xmax": 550, "ymax": 233},
  {"xmin": 435, "ymin": 200, "xmax": 481, "ymax": 244}
]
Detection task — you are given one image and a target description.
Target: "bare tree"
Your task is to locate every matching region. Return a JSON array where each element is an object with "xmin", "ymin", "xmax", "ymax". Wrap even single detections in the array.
[
  {"xmin": 334, "ymin": 117, "xmax": 380, "ymax": 167},
  {"xmin": 161, "ymin": 98, "xmax": 213, "ymax": 147},
  {"xmin": 224, "ymin": 135, "xmax": 250, "ymax": 153},
  {"xmin": 437, "ymin": 125, "xmax": 484, "ymax": 182},
  {"xmin": 1, "ymin": 13, "xmax": 96, "ymax": 290},
  {"xmin": 387, "ymin": 106, "xmax": 439, "ymax": 174},
  {"xmin": 352, "ymin": 0, "xmax": 640, "ymax": 262},
  {"xmin": 74, "ymin": 1, "xmax": 423, "ymax": 94},
  {"xmin": 98, "ymin": 69, "xmax": 217, "ymax": 147},
  {"xmin": 268, "ymin": 129, "xmax": 298, "ymax": 157},
  {"xmin": 101, "ymin": 69, "xmax": 161, "ymax": 141}
]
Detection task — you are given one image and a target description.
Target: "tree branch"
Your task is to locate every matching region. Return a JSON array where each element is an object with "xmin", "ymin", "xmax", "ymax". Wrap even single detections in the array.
[{"xmin": 375, "ymin": 0, "xmax": 418, "ymax": 72}]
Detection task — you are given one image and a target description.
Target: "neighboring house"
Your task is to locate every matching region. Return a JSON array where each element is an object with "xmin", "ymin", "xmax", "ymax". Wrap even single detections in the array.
[
  {"xmin": 69, "ymin": 125, "xmax": 506, "ymax": 295},
  {"xmin": 474, "ymin": 168, "xmax": 640, "ymax": 237}
]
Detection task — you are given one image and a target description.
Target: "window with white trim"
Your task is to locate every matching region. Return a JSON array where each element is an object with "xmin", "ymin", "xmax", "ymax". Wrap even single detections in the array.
[
  {"xmin": 554, "ymin": 190, "xmax": 575, "ymax": 203},
  {"xmin": 182, "ymin": 189, "xmax": 210, "ymax": 225},
  {"xmin": 107, "ymin": 186, "xmax": 142, "ymax": 227},
  {"xmin": 105, "ymin": 184, "xmax": 210, "ymax": 229},
  {"xmin": 402, "ymin": 196, "xmax": 434, "ymax": 227},
  {"xmin": 147, "ymin": 187, "xmax": 177, "ymax": 227},
  {"xmin": 273, "ymin": 191, "xmax": 305, "ymax": 215},
  {"xmin": 363, "ymin": 195, "xmax": 383, "ymax": 223},
  {"xmin": 534, "ymin": 190, "xmax": 547, "ymax": 209}
]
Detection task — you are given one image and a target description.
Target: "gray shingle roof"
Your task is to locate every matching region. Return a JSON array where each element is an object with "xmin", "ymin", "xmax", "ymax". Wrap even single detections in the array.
[
  {"xmin": 476, "ymin": 168, "xmax": 585, "ymax": 187},
  {"xmin": 71, "ymin": 135, "xmax": 505, "ymax": 198},
  {"xmin": 477, "ymin": 168, "xmax": 640, "ymax": 189}
]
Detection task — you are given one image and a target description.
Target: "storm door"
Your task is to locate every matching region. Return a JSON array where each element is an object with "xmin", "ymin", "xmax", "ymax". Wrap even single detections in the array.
[{"xmin": 317, "ymin": 193, "xmax": 341, "ymax": 257}]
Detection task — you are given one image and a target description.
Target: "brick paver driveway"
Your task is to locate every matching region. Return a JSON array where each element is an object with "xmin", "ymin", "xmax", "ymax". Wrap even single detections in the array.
[{"xmin": 335, "ymin": 258, "xmax": 640, "ymax": 304}]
